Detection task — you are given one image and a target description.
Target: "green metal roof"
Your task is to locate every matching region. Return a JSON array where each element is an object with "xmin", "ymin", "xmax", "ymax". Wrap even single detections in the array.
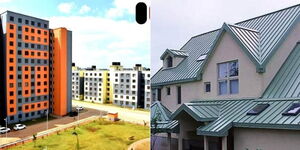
[
  {"xmin": 263, "ymin": 43, "xmax": 300, "ymax": 98},
  {"xmin": 152, "ymin": 4, "xmax": 300, "ymax": 87},
  {"xmin": 171, "ymin": 101, "xmax": 221, "ymax": 122},
  {"xmin": 151, "ymin": 101, "xmax": 172, "ymax": 122},
  {"xmin": 151, "ymin": 101, "xmax": 179, "ymax": 133},
  {"xmin": 196, "ymin": 98, "xmax": 300, "ymax": 137},
  {"xmin": 160, "ymin": 49, "xmax": 189, "ymax": 60}
]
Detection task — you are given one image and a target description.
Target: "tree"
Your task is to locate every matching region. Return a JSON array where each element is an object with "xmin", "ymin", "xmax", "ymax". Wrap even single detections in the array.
[{"xmin": 151, "ymin": 114, "xmax": 162, "ymax": 150}]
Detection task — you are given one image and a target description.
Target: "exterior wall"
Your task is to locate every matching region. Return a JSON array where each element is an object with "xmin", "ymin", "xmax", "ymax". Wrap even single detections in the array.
[
  {"xmin": 162, "ymin": 54, "xmax": 184, "ymax": 69},
  {"xmin": 111, "ymin": 70, "xmax": 139, "ymax": 108},
  {"xmin": 83, "ymin": 70, "xmax": 111, "ymax": 104},
  {"xmin": 177, "ymin": 112, "xmax": 204, "ymax": 150},
  {"xmin": 262, "ymin": 21, "xmax": 300, "ymax": 91},
  {"xmin": 143, "ymin": 71, "xmax": 151, "ymax": 109},
  {"xmin": 160, "ymin": 81, "xmax": 201, "ymax": 112},
  {"xmin": 51, "ymin": 28, "xmax": 72, "ymax": 116},
  {"xmin": 72, "ymin": 70, "xmax": 84, "ymax": 100},
  {"xmin": 0, "ymin": 11, "xmax": 51, "ymax": 123},
  {"xmin": 201, "ymin": 32, "xmax": 263, "ymax": 99},
  {"xmin": 234, "ymin": 128, "xmax": 300, "ymax": 150}
]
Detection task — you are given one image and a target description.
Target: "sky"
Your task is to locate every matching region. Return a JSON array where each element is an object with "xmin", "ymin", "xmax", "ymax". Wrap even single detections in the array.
[
  {"xmin": 151, "ymin": 0, "xmax": 300, "ymax": 74},
  {"xmin": 0, "ymin": 0, "xmax": 150, "ymax": 69}
]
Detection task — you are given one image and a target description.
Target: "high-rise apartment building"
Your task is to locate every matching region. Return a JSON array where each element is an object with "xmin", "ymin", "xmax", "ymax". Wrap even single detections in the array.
[{"xmin": 0, "ymin": 11, "xmax": 72, "ymax": 124}]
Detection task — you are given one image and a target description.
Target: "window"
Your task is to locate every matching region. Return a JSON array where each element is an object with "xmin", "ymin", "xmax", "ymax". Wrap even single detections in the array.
[
  {"xmin": 197, "ymin": 54, "xmax": 207, "ymax": 61},
  {"xmin": 282, "ymin": 103, "xmax": 300, "ymax": 116},
  {"xmin": 247, "ymin": 104, "xmax": 270, "ymax": 115},
  {"xmin": 18, "ymin": 18, "xmax": 22, "ymax": 23},
  {"xmin": 166, "ymin": 56, "xmax": 173, "ymax": 68},
  {"xmin": 9, "ymin": 16, "xmax": 14, "ymax": 21},
  {"xmin": 204, "ymin": 82, "xmax": 211, "ymax": 92},
  {"xmin": 177, "ymin": 86, "xmax": 181, "ymax": 104},
  {"xmin": 9, "ymin": 24, "xmax": 14, "ymax": 29},
  {"xmin": 166, "ymin": 87, "xmax": 171, "ymax": 95},
  {"xmin": 218, "ymin": 61, "xmax": 239, "ymax": 95},
  {"xmin": 157, "ymin": 89, "xmax": 161, "ymax": 101}
]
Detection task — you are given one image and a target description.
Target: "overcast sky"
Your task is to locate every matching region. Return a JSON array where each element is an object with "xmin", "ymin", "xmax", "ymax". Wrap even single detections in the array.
[{"xmin": 151, "ymin": 0, "xmax": 300, "ymax": 74}]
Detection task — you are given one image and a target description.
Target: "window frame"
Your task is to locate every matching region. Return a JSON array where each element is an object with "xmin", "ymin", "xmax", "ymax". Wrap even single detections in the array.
[{"xmin": 217, "ymin": 60, "xmax": 239, "ymax": 95}]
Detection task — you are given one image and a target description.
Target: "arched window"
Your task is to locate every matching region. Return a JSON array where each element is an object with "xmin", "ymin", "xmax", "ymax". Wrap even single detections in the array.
[{"xmin": 167, "ymin": 56, "xmax": 173, "ymax": 68}]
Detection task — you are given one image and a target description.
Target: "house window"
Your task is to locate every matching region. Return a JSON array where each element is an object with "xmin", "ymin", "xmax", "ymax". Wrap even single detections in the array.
[
  {"xmin": 157, "ymin": 88, "xmax": 161, "ymax": 101},
  {"xmin": 166, "ymin": 87, "xmax": 171, "ymax": 95},
  {"xmin": 166, "ymin": 56, "xmax": 173, "ymax": 68},
  {"xmin": 177, "ymin": 86, "xmax": 181, "ymax": 104},
  {"xmin": 218, "ymin": 61, "xmax": 239, "ymax": 95},
  {"xmin": 204, "ymin": 82, "xmax": 211, "ymax": 92}
]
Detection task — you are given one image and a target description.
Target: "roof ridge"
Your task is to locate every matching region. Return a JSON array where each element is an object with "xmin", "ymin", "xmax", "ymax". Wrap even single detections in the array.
[
  {"xmin": 228, "ymin": 23, "xmax": 259, "ymax": 33},
  {"xmin": 236, "ymin": 3, "xmax": 300, "ymax": 24}
]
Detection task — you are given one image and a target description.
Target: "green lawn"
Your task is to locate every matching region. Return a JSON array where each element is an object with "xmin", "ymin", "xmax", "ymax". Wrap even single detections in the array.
[{"xmin": 10, "ymin": 119, "xmax": 150, "ymax": 150}]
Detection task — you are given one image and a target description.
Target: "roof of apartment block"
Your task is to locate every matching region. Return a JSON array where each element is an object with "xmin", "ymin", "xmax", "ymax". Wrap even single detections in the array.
[{"xmin": 151, "ymin": 4, "xmax": 300, "ymax": 86}]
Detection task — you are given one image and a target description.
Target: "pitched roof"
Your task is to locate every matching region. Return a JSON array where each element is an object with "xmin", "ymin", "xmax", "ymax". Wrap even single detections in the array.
[
  {"xmin": 152, "ymin": 4, "xmax": 300, "ymax": 87},
  {"xmin": 151, "ymin": 101, "xmax": 179, "ymax": 133},
  {"xmin": 263, "ymin": 43, "xmax": 300, "ymax": 98},
  {"xmin": 171, "ymin": 101, "xmax": 221, "ymax": 121},
  {"xmin": 197, "ymin": 98, "xmax": 300, "ymax": 136},
  {"xmin": 160, "ymin": 49, "xmax": 189, "ymax": 60}
]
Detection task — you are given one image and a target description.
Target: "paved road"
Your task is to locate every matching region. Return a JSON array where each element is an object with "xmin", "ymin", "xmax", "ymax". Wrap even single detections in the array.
[
  {"xmin": 73, "ymin": 100, "xmax": 150, "ymax": 125},
  {"xmin": 1, "ymin": 108, "xmax": 101, "ymax": 139}
]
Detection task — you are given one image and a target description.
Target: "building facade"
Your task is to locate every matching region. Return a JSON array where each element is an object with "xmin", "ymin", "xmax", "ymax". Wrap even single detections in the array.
[
  {"xmin": 151, "ymin": 4, "xmax": 300, "ymax": 150},
  {"xmin": 83, "ymin": 69, "xmax": 112, "ymax": 104},
  {"xmin": 71, "ymin": 62, "xmax": 151, "ymax": 109},
  {"xmin": 0, "ymin": 11, "xmax": 72, "ymax": 124}
]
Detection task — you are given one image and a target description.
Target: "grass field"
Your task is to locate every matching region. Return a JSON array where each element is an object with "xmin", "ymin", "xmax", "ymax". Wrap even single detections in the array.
[{"xmin": 10, "ymin": 119, "xmax": 150, "ymax": 150}]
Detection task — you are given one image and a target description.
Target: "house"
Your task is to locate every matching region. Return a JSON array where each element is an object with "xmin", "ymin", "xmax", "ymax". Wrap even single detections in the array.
[{"xmin": 151, "ymin": 4, "xmax": 300, "ymax": 150}]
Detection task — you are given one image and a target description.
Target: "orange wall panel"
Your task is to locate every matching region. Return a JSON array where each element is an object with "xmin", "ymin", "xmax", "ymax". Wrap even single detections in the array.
[
  {"xmin": 35, "ymin": 66, "xmax": 49, "ymax": 96},
  {"xmin": 22, "ymin": 49, "xmax": 48, "ymax": 59},
  {"xmin": 6, "ymin": 23, "xmax": 17, "ymax": 116},
  {"xmin": 52, "ymin": 28, "xmax": 68, "ymax": 116},
  {"xmin": 22, "ymin": 25, "xmax": 49, "ymax": 45},
  {"xmin": 22, "ymin": 66, "xmax": 31, "ymax": 97},
  {"xmin": 22, "ymin": 101, "xmax": 48, "ymax": 113}
]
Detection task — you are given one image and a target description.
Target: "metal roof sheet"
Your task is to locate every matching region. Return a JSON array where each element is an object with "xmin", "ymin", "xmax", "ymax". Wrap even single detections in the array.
[
  {"xmin": 151, "ymin": 101, "xmax": 179, "ymax": 133},
  {"xmin": 152, "ymin": 4, "xmax": 300, "ymax": 86},
  {"xmin": 196, "ymin": 98, "xmax": 300, "ymax": 136},
  {"xmin": 171, "ymin": 101, "xmax": 221, "ymax": 121},
  {"xmin": 160, "ymin": 49, "xmax": 189, "ymax": 60},
  {"xmin": 263, "ymin": 43, "xmax": 300, "ymax": 98}
]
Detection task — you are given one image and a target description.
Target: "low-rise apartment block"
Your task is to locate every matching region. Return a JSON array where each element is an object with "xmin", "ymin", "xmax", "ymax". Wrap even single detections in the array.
[{"xmin": 71, "ymin": 62, "xmax": 150, "ymax": 109}]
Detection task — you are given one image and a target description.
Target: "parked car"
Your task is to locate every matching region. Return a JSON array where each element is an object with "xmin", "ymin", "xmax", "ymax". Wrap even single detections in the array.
[
  {"xmin": 13, "ymin": 124, "xmax": 26, "ymax": 131},
  {"xmin": 69, "ymin": 111, "xmax": 78, "ymax": 117},
  {"xmin": 76, "ymin": 106, "xmax": 84, "ymax": 111},
  {"xmin": 0, "ymin": 127, "xmax": 11, "ymax": 134}
]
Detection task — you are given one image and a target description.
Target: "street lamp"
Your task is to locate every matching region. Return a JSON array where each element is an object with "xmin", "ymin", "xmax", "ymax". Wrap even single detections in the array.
[
  {"xmin": 4, "ymin": 118, "xmax": 7, "ymax": 142},
  {"xmin": 45, "ymin": 109, "xmax": 48, "ymax": 130}
]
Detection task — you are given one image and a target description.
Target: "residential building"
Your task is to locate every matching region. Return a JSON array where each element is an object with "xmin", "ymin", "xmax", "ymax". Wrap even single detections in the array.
[
  {"xmin": 151, "ymin": 4, "xmax": 300, "ymax": 150},
  {"xmin": 83, "ymin": 68, "xmax": 112, "ymax": 104},
  {"xmin": 143, "ymin": 70, "xmax": 151, "ymax": 109},
  {"xmin": 110, "ymin": 63, "xmax": 150, "ymax": 108},
  {"xmin": 0, "ymin": 11, "xmax": 72, "ymax": 125},
  {"xmin": 72, "ymin": 66, "xmax": 84, "ymax": 100}
]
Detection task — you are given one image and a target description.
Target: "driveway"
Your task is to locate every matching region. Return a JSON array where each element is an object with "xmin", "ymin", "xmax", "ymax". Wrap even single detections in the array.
[{"xmin": 72, "ymin": 100, "xmax": 150, "ymax": 125}]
